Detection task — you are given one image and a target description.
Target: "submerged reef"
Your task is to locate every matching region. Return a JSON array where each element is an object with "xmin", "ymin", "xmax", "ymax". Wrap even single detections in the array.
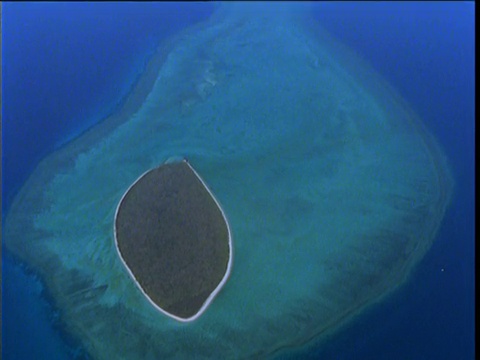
[{"xmin": 4, "ymin": 3, "xmax": 453, "ymax": 359}]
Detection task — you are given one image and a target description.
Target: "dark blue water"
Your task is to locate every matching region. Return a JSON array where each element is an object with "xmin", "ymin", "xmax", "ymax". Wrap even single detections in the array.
[
  {"xmin": 2, "ymin": 1, "xmax": 215, "ymax": 214},
  {"xmin": 2, "ymin": 2, "xmax": 474, "ymax": 359},
  {"xmin": 2, "ymin": 3, "xmax": 215, "ymax": 359}
]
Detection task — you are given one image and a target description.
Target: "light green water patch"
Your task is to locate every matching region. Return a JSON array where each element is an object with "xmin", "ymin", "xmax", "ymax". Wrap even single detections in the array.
[{"xmin": 5, "ymin": 3, "xmax": 453, "ymax": 359}]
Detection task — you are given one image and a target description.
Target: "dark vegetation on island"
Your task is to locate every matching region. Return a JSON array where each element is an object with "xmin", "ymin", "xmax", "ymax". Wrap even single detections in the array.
[{"xmin": 115, "ymin": 161, "xmax": 230, "ymax": 319}]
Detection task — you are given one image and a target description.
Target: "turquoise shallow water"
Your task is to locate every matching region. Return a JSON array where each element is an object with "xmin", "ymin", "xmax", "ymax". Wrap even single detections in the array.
[{"xmin": 3, "ymin": 3, "xmax": 460, "ymax": 359}]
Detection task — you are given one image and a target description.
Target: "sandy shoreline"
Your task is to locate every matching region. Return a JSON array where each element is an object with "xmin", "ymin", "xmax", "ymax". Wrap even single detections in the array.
[{"xmin": 113, "ymin": 159, "xmax": 233, "ymax": 322}]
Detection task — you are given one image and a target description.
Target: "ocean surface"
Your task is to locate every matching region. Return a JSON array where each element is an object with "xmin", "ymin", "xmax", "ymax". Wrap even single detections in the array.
[{"xmin": 1, "ymin": 2, "xmax": 474, "ymax": 359}]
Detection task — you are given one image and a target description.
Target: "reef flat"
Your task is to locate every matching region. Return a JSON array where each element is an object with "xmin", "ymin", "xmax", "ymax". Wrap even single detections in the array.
[
  {"xmin": 4, "ymin": 3, "xmax": 453, "ymax": 359},
  {"xmin": 114, "ymin": 160, "xmax": 232, "ymax": 321}
]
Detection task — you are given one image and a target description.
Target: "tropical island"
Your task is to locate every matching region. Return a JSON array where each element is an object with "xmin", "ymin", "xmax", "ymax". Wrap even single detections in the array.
[
  {"xmin": 114, "ymin": 159, "xmax": 232, "ymax": 321},
  {"xmin": 3, "ymin": 3, "xmax": 454, "ymax": 359}
]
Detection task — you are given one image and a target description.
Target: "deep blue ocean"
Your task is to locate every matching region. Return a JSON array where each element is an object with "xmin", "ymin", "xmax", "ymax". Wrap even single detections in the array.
[{"xmin": 2, "ymin": 2, "xmax": 474, "ymax": 359}]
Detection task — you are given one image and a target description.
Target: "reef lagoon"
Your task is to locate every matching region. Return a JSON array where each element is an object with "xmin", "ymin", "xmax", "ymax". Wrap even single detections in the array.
[{"xmin": 3, "ymin": 2, "xmax": 470, "ymax": 359}]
